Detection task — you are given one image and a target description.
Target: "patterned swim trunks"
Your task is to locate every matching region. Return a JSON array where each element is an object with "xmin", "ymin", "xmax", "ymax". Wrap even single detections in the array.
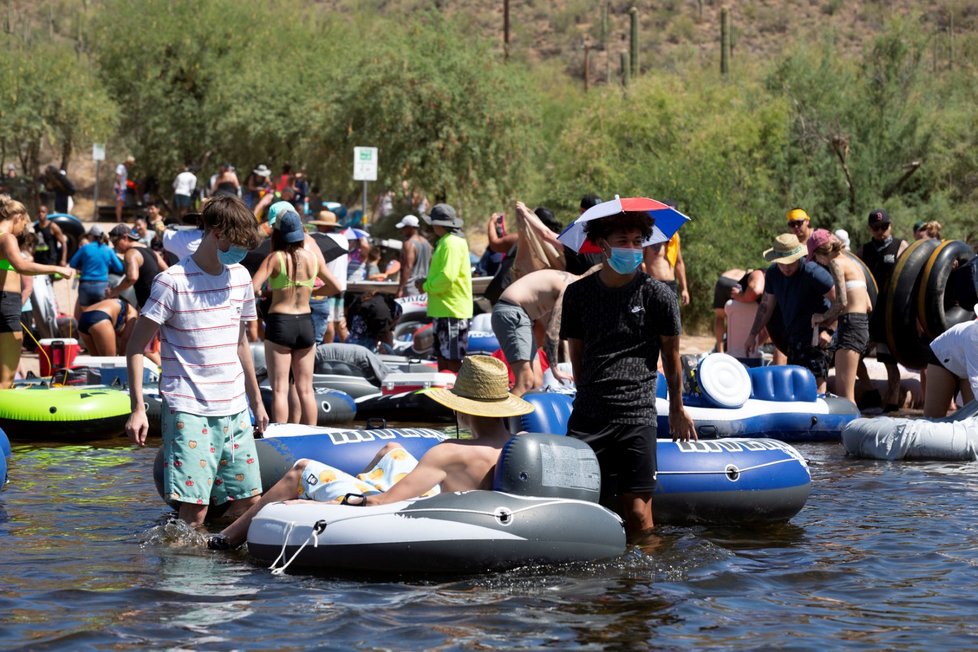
[
  {"xmin": 298, "ymin": 446, "xmax": 439, "ymax": 503},
  {"xmin": 161, "ymin": 405, "xmax": 261, "ymax": 506}
]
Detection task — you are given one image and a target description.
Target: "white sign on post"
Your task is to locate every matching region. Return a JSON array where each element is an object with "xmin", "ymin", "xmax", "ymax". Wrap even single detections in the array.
[
  {"xmin": 353, "ymin": 147, "xmax": 378, "ymax": 182},
  {"xmin": 92, "ymin": 143, "xmax": 106, "ymax": 161}
]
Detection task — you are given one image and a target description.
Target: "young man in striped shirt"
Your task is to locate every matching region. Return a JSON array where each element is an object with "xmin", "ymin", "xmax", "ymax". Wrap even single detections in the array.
[{"xmin": 124, "ymin": 196, "xmax": 269, "ymax": 527}]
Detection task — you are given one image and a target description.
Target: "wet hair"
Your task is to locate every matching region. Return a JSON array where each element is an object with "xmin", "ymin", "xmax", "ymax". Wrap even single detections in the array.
[
  {"xmin": 580, "ymin": 194, "xmax": 602, "ymax": 211},
  {"xmin": 534, "ymin": 206, "xmax": 561, "ymax": 234},
  {"xmin": 0, "ymin": 194, "xmax": 27, "ymax": 222},
  {"xmin": 200, "ymin": 195, "xmax": 261, "ymax": 249},
  {"xmin": 584, "ymin": 212, "xmax": 653, "ymax": 244},
  {"xmin": 814, "ymin": 239, "xmax": 845, "ymax": 258}
]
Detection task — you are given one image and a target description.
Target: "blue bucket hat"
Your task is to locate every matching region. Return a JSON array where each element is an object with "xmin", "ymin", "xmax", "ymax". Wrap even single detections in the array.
[{"xmin": 274, "ymin": 210, "xmax": 305, "ymax": 243}]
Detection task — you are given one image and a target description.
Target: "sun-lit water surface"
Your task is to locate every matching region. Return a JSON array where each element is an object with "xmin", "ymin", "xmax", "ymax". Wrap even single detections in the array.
[{"xmin": 1, "ymin": 438, "xmax": 977, "ymax": 650}]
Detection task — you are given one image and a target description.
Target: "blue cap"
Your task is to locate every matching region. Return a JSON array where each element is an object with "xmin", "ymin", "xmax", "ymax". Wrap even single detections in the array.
[
  {"xmin": 274, "ymin": 210, "xmax": 305, "ymax": 243},
  {"xmin": 268, "ymin": 200, "xmax": 295, "ymax": 227}
]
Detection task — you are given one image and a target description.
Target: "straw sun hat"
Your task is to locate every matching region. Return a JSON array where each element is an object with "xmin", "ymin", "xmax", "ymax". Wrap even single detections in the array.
[{"xmin": 424, "ymin": 356, "xmax": 534, "ymax": 418}]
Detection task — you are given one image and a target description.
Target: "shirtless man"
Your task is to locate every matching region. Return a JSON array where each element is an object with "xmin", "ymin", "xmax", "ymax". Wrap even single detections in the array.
[
  {"xmin": 395, "ymin": 215, "xmax": 431, "ymax": 298},
  {"xmin": 643, "ymin": 232, "xmax": 689, "ymax": 306},
  {"xmin": 492, "ymin": 267, "xmax": 597, "ymax": 395},
  {"xmin": 713, "ymin": 268, "xmax": 765, "ymax": 353},
  {"xmin": 211, "ymin": 356, "xmax": 533, "ymax": 549}
]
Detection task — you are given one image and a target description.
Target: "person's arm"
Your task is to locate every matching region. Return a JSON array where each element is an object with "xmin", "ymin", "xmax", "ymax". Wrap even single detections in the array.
[
  {"xmin": 566, "ymin": 338, "xmax": 584, "ymax": 384},
  {"xmin": 543, "ymin": 286, "xmax": 573, "ymax": 383},
  {"xmin": 106, "ymin": 247, "xmax": 125, "ymax": 275},
  {"xmin": 50, "ymin": 223, "xmax": 68, "ymax": 266},
  {"xmin": 746, "ymin": 292, "xmax": 777, "ymax": 356},
  {"xmin": 69, "ymin": 246, "xmax": 82, "ymax": 270},
  {"xmin": 733, "ymin": 270, "xmax": 764, "ymax": 302},
  {"xmin": 514, "ymin": 201, "xmax": 562, "ymax": 248},
  {"xmin": 106, "ymin": 250, "xmax": 139, "ymax": 298},
  {"xmin": 660, "ymin": 334, "xmax": 696, "ymax": 441},
  {"xmin": 124, "ymin": 316, "xmax": 161, "ymax": 447},
  {"xmin": 0, "ymin": 234, "xmax": 73, "ymax": 278},
  {"xmin": 19, "ymin": 270, "xmax": 33, "ymax": 305},
  {"xmin": 487, "ymin": 213, "xmax": 518, "ymax": 253},
  {"xmin": 813, "ymin": 259, "xmax": 848, "ymax": 328},
  {"xmin": 396, "ymin": 240, "xmax": 416, "ymax": 297},
  {"xmin": 251, "ymin": 252, "xmax": 275, "ymax": 295},
  {"xmin": 674, "ymin": 243, "xmax": 690, "ymax": 306},
  {"xmin": 365, "ymin": 445, "xmax": 450, "ymax": 506},
  {"xmin": 312, "ymin": 255, "xmax": 342, "ymax": 297},
  {"xmin": 237, "ymin": 321, "xmax": 268, "ymax": 433},
  {"xmin": 253, "ymin": 191, "xmax": 274, "ymax": 220},
  {"xmin": 423, "ymin": 241, "xmax": 453, "ymax": 296}
]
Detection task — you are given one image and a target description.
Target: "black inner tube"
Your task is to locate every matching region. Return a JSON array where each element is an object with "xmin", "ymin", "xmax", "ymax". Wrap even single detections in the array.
[
  {"xmin": 885, "ymin": 238, "xmax": 940, "ymax": 370},
  {"xmin": 918, "ymin": 240, "xmax": 976, "ymax": 339}
]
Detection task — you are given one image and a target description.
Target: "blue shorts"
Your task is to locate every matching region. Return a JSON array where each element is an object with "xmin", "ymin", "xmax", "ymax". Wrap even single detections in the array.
[
  {"xmin": 310, "ymin": 298, "xmax": 329, "ymax": 343},
  {"xmin": 433, "ymin": 317, "xmax": 469, "ymax": 361},
  {"xmin": 77, "ymin": 280, "xmax": 107, "ymax": 308},
  {"xmin": 327, "ymin": 295, "xmax": 345, "ymax": 322}
]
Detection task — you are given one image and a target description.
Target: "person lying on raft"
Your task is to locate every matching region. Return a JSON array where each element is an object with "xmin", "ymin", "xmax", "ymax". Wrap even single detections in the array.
[
  {"xmin": 77, "ymin": 297, "xmax": 138, "ymax": 357},
  {"xmin": 209, "ymin": 355, "xmax": 535, "ymax": 550}
]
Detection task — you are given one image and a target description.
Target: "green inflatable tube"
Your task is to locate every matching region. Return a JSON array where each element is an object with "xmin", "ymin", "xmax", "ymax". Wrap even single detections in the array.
[{"xmin": 0, "ymin": 386, "xmax": 131, "ymax": 440}]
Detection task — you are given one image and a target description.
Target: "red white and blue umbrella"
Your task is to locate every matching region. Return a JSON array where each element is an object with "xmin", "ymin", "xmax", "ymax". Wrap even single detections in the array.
[{"xmin": 557, "ymin": 196, "xmax": 691, "ymax": 253}]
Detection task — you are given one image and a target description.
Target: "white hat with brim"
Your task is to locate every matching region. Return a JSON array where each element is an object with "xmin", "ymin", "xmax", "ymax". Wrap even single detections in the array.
[
  {"xmin": 763, "ymin": 233, "xmax": 807, "ymax": 265},
  {"xmin": 423, "ymin": 356, "xmax": 534, "ymax": 418}
]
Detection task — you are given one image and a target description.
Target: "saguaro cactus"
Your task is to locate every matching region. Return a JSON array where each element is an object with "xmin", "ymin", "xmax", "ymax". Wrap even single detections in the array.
[
  {"xmin": 720, "ymin": 7, "xmax": 731, "ymax": 76},
  {"xmin": 629, "ymin": 6, "xmax": 639, "ymax": 76}
]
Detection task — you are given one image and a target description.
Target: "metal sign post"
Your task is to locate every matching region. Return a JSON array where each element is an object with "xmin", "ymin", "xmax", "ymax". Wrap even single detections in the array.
[
  {"xmin": 92, "ymin": 143, "xmax": 105, "ymax": 220},
  {"xmin": 353, "ymin": 147, "xmax": 377, "ymax": 226}
]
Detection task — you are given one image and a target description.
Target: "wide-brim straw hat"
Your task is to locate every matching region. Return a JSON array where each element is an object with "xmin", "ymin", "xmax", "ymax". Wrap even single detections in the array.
[
  {"xmin": 764, "ymin": 233, "xmax": 807, "ymax": 265},
  {"xmin": 424, "ymin": 356, "xmax": 534, "ymax": 418}
]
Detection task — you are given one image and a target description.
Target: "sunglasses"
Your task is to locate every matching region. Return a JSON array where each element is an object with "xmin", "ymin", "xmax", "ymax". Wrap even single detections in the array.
[
  {"xmin": 787, "ymin": 220, "xmax": 808, "ymax": 228},
  {"xmin": 870, "ymin": 223, "xmax": 890, "ymax": 232}
]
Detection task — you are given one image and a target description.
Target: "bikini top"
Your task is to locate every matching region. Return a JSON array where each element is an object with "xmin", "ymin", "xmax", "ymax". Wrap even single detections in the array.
[
  {"xmin": 114, "ymin": 298, "xmax": 129, "ymax": 331},
  {"xmin": 268, "ymin": 251, "xmax": 316, "ymax": 291},
  {"xmin": 0, "ymin": 258, "xmax": 13, "ymax": 272},
  {"xmin": 845, "ymin": 279, "xmax": 867, "ymax": 290}
]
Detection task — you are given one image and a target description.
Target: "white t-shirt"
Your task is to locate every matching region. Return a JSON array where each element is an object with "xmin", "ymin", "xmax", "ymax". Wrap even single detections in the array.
[
  {"xmin": 141, "ymin": 257, "xmax": 257, "ymax": 416},
  {"xmin": 115, "ymin": 163, "xmax": 127, "ymax": 188},
  {"xmin": 173, "ymin": 171, "xmax": 197, "ymax": 197},
  {"xmin": 929, "ymin": 320, "xmax": 978, "ymax": 397},
  {"xmin": 162, "ymin": 228, "xmax": 203, "ymax": 260}
]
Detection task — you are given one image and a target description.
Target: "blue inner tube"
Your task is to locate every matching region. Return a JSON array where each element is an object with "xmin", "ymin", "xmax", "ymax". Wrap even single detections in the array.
[{"xmin": 0, "ymin": 426, "xmax": 10, "ymax": 458}]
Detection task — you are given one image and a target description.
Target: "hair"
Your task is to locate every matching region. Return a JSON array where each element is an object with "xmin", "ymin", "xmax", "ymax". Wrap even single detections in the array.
[
  {"xmin": 919, "ymin": 220, "xmax": 943, "ymax": 238},
  {"xmin": 282, "ymin": 163, "xmax": 292, "ymax": 174},
  {"xmin": 270, "ymin": 228, "xmax": 304, "ymax": 283},
  {"xmin": 201, "ymin": 195, "xmax": 261, "ymax": 248},
  {"xmin": 18, "ymin": 230, "xmax": 38, "ymax": 252},
  {"xmin": 534, "ymin": 206, "xmax": 561, "ymax": 234},
  {"xmin": 367, "ymin": 245, "xmax": 382, "ymax": 262},
  {"xmin": 0, "ymin": 194, "xmax": 27, "ymax": 223},
  {"xmin": 93, "ymin": 231, "xmax": 110, "ymax": 246},
  {"xmin": 580, "ymin": 194, "xmax": 602, "ymax": 211},
  {"xmin": 814, "ymin": 239, "xmax": 844, "ymax": 258},
  {"xmin": 584, "ymin": 212, "xmax": 653, "ymax": 244}
]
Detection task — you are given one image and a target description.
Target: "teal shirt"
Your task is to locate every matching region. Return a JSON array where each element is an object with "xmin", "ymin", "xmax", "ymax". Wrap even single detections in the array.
[{"xmin": 423, "ymin": 233, "xmax": 473, "ymax": 318}]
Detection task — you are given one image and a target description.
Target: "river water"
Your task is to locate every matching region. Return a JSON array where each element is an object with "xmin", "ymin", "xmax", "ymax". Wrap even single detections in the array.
[{"xmin": 2, "ymin": 438, "xmax": 977, "ymax": 650}]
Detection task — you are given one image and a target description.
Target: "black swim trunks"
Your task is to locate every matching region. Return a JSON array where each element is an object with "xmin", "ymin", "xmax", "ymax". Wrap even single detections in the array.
[
  {"xmin": 567, "ymin": 411, "xmax": 657, "ymax": 508},
  {"xmin": 0, "ymin": 290, "xmax": 22, "ymax": 333},
  {"xmin": 264, "ymin": 312, "xmax": 315, "ymax": 349},
  {"xmin": 786, "ymin": 338, "xmax": 830, "ymax": 381}
]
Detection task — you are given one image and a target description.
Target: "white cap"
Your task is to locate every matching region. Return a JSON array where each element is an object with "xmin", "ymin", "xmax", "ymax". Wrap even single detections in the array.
[
  {"xmin": 396, "ymin": 215, "xmax": 420, "ymax": 229},
  {"xmin": 834, "ymin": 229, "xmax": 850, "ymax": 250}
]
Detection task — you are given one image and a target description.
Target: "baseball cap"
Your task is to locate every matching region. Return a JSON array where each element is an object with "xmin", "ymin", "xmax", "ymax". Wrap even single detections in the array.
[
  {"xmin": 786, "ymin": 208, "xmax": 810, "ymax": 223},
  {"xmin": 867, "ymin": 209, "xmax": 890, "ymax": 226},
  {"xmin": 274, "ymin": 209, "xmax": 305, "ymax": 244},
  {"xmin": 806, "ymin": 228, "xmax": 835, "ymax": 259},
  {"xmin": 110, "ymin": 224, "xmax": 139, "ymax": 240},
  {"xmin": 395, "ymin": 215, "xmax": 420, "ymax": 229},
  {"xmin": 88, "ymin": 225, "xmax": 104, "ymax": 238}
]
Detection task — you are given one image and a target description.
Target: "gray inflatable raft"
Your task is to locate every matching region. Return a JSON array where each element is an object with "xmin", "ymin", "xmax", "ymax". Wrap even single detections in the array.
[{"xmin": 842, "ymin": 401, "xmax": 978, "ymax": 460}]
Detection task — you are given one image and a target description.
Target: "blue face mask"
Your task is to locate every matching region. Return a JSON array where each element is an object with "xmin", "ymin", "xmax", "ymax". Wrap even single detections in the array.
[
  {"xmin": 607, "ymin": 246, "xmax": 643, "ymax": 275},
  {"xmin": 217, "ymin": 244, "xmax": 248, "ymax": 266}
]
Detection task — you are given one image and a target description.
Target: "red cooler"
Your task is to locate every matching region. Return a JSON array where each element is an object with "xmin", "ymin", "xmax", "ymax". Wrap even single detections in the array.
[{"xmin": 38, "ymin": 338, "xmax": 80, "ymax": 376}]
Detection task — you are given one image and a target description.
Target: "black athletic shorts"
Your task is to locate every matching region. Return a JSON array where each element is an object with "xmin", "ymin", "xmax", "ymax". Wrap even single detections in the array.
[
  {"xmin": 0, "ymin": 290, "xmax": 22, "ymax": 333},
  {"xmin": 567, "ymin": 412, "xmax": 657, "ymax": 507},
  {"xmin": 264, "ymin": 312, "xmax": 315, "ymax": 350},
  {"xmin": 713, "ymin": 276, "xmax": 739, "ymax": 310},
  {"xmin": 836, "ymin": 313, "xmax": 870, "ymax": 355},
  {"xmin": 787, "ymin": 338, "xmax": 830, "ymax": 380}
]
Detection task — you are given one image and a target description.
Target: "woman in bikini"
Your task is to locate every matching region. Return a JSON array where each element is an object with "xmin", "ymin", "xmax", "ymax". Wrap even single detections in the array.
[
  {"xmin": 252, "ymin": 208, "xmax": 340, "ymax": 424},
  {"xmin": 0, "ymin": 196, "xmax": 74, "ymax": 387},
  {"xmin": 77, "ymin": 297, "xmax": 138, "ymax": 357},
  {"xmin": 809, "ymin": 229, "xmax": 872, "ymax": 404}
]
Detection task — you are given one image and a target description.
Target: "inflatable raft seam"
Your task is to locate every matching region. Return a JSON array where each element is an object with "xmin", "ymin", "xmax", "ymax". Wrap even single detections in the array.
[{"xmin": 656, "ymin": 457, "xmax": 801, "ymax": 475}]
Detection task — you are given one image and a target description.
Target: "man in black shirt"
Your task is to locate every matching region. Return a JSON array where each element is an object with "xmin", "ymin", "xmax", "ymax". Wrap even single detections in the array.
[
  {"xmin": 560, "ymin": 212, "xmax": 695, "ymax": 540},
  {"xmin": 857, "ymin": 209, "xmax": 908, "ymax": 411}
]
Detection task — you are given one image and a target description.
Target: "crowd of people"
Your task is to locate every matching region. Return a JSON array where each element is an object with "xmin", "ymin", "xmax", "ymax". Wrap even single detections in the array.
[{"xmin": 5, "ymin": 175, "xmax": 976, "ymax": 549}]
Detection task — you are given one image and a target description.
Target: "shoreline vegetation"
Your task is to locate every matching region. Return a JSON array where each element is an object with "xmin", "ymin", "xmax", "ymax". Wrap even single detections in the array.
[{"xmin": 2, "ymin": 0, "xmax": 977, "ymax": 331}]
